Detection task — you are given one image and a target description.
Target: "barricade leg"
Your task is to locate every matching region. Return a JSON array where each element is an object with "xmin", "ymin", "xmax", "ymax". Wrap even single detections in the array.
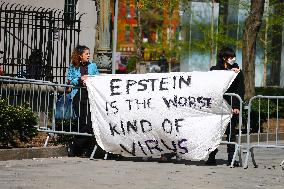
[
  {"xmin": 104, "ymin": 152, "xmax": 108, "ymax": 160},
  {"xmin": 44, "ymin": 135, "xmax": 50, "ymax": 147},
  {"xmin": 229, "ymin": 144, "xmax": 239, "ymax": 168},
  {"xmin": 223, "ymin": 93, "xmax": 243, "ymax": 168},
  {"xmin": 244, "ymin": 148, "xmax": 250, "ymax": 169},
  {"xmin": 244, "ymin": 147, "xmax": 258, "ymax": 169},
  {"xmin": 89, "ymin": 145, "xmax": 98, "ymax": 160},
  {"xmin": 250, "ymin": 147, "xmax": 258, "ymax": 168},
  {"xmin": 89, "ymin": 145, "xmax": 109, "ymax": 160},
  {"xmin": 238, "ymin": 145, "xmax": 243, "ymax": 167}
]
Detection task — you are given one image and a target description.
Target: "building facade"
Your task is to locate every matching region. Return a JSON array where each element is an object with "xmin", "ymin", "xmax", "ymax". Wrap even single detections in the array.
[{"xmin": 116, "ymin": 0, "xmax": 180, "ymax": 62}]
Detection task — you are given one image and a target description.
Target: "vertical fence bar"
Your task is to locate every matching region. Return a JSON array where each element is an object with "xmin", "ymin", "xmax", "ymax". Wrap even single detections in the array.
[
  {"xmin": 276, "ymin": 99, "xmax": 279, "ymax": 145},
  {"xmin": 6, "ymin": 4, "xmax": 13, "ymax": 70},
  {"xmin": 266, "ymin": 99, "xmax": 270, "ymax": 145},
  {"xmin": 258, "ymin": 98, "xmax": 261, "ymax": 144}
]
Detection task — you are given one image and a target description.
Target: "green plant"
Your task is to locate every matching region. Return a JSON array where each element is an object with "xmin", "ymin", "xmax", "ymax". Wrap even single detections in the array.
[
  {"xmin": 255, "ymin": 87, "xmax": 284, "ymax": 118},
  {"xmin": 255, "ymin": 87, "xmax": 284, "ymax": 96},
  {"xmin": 0, "ymin": 99, "xmax": 38, "ymax": 148},
  {"xmin": 127, "ymin": 56, "xmax": 137, "ymax": 73}
]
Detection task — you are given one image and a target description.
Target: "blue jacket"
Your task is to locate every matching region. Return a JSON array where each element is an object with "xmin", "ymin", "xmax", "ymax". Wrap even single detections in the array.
[{"xmin": 67, "ymin": 61, "xmax": 99, "ymax": 98}]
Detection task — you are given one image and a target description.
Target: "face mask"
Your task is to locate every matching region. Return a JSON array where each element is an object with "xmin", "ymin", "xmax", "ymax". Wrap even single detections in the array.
[{"xmin": 227, "ymin": 57, "xmax": 236, "ymax": 65}]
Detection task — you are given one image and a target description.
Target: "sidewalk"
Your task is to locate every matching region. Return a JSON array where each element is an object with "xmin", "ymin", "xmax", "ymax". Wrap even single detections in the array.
[
  {"xmin": 0, "ymin": 145, "xmax": 283, "ymax": 189},
  {"xmin": 1, "ymin": 133, "xmax": 283, "ymax": 161}
]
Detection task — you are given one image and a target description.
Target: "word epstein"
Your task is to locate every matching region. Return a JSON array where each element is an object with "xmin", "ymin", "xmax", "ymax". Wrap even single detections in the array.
[{"xmin": 110, "ymin": 75, "xmax": 191, "ymax": 96}]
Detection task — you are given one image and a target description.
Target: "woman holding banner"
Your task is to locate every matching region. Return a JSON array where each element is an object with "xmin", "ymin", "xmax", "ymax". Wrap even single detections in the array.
[
  {"xmin": 67, "ymin": 45, "xmax": 99, "ymax": 157},
  {"xmin": 206, "ymin": 46, "xmax": 245, "ymax": 167}
]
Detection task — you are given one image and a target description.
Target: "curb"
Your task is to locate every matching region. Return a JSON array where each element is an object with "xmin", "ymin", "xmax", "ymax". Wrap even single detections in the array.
[
  {"xmin": 1, "ymin": 133, "xmax": 283, "ymax": 161},
  {"xmin": 0, "ymin": 146, "xmax": 68, "ymax": 161}
]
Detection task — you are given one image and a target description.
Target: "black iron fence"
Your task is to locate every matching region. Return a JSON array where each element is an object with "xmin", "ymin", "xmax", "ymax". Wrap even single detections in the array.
[{"xmin": 0, "ymin": 1, "xmax": 82, "ymax": 84}]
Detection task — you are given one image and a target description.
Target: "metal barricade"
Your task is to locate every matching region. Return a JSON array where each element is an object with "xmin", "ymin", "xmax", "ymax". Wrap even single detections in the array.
[
  {"xmin": 244, "ymin": 95, "xmax": 284, "ymax": 168},
  {"xmin": 222, "ymin": 93, "xmax": 243, "ymax": 167},
  {"xmin": 0, "ymin": 76, "xmax": 97, "ymax": 157}
]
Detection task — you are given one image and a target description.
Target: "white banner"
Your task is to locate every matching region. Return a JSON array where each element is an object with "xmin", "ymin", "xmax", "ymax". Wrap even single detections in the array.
[{"xmin": 86, "ymin": 71, "xmax": 237, "ymax": 160}]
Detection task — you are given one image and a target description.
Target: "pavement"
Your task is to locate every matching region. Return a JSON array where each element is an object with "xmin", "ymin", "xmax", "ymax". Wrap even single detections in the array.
[{"xmin": 0, "ymin": 145, "xmax": 283, "ymax": 189}]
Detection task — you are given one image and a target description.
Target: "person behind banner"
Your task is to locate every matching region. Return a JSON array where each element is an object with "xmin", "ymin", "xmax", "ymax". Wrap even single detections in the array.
[
  {"xmin": 206, "ymin": 46, "xmax": 245, "ymax": 167},
  {"xmin": 67, "ymin": 45, "xmax": 99, "ymax": 157},
  {"xmin": 158, "ymin": 50, "xmax": 168, "ymax": 73}
]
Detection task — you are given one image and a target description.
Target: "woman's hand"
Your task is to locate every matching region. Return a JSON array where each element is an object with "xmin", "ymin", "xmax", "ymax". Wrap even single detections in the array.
[
  {"xmin": 232, "ymin": 109, "xmax": 240, "ymax": 114},
  {"xmin": 231, "ymin": 68, "xmax": 240, "ymax": 73},
  {"xmin": 81, "ymin": 75, "xmax": 88, "ymax": 86}
]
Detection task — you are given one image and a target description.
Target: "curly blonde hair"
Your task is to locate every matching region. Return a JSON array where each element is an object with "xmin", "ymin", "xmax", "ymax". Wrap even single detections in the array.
[{"xmin": 71, "ymin": 45, "xmax": 90, "ymax": 68}]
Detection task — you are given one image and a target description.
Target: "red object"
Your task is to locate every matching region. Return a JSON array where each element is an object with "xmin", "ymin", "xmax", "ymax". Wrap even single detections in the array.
[{"xmin": 118, "ymin": 63, "xmax": 127, "ymax": 72}]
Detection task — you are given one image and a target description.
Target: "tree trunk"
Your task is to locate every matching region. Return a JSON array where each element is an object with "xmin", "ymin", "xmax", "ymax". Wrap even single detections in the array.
[{"xmin": 242, "ymin": 0, "xmax": 265, "ymax": 100}]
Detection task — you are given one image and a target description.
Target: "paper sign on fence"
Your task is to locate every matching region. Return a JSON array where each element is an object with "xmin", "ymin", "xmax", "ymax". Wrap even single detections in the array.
[{"xmin": 86, "ymin": 71, "xmax": 237, "ymax": 160}]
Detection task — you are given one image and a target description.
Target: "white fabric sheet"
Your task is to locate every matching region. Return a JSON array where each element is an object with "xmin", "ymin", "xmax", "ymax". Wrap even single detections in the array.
[{"xmin": 86, "ymin": 71, "xmax": 237, "ymax": 160}]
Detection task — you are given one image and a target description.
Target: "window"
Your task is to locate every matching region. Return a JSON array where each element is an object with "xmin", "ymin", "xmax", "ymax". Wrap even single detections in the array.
[{"xmin": 64, "ymin": 0, "xmax": 78, "ymax": 26}]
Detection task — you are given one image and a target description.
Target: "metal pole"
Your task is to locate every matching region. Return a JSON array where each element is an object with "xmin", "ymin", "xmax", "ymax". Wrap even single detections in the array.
[{"xmin": 112, "ymin": 0, "xmax": 119, "ymax": 74}]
